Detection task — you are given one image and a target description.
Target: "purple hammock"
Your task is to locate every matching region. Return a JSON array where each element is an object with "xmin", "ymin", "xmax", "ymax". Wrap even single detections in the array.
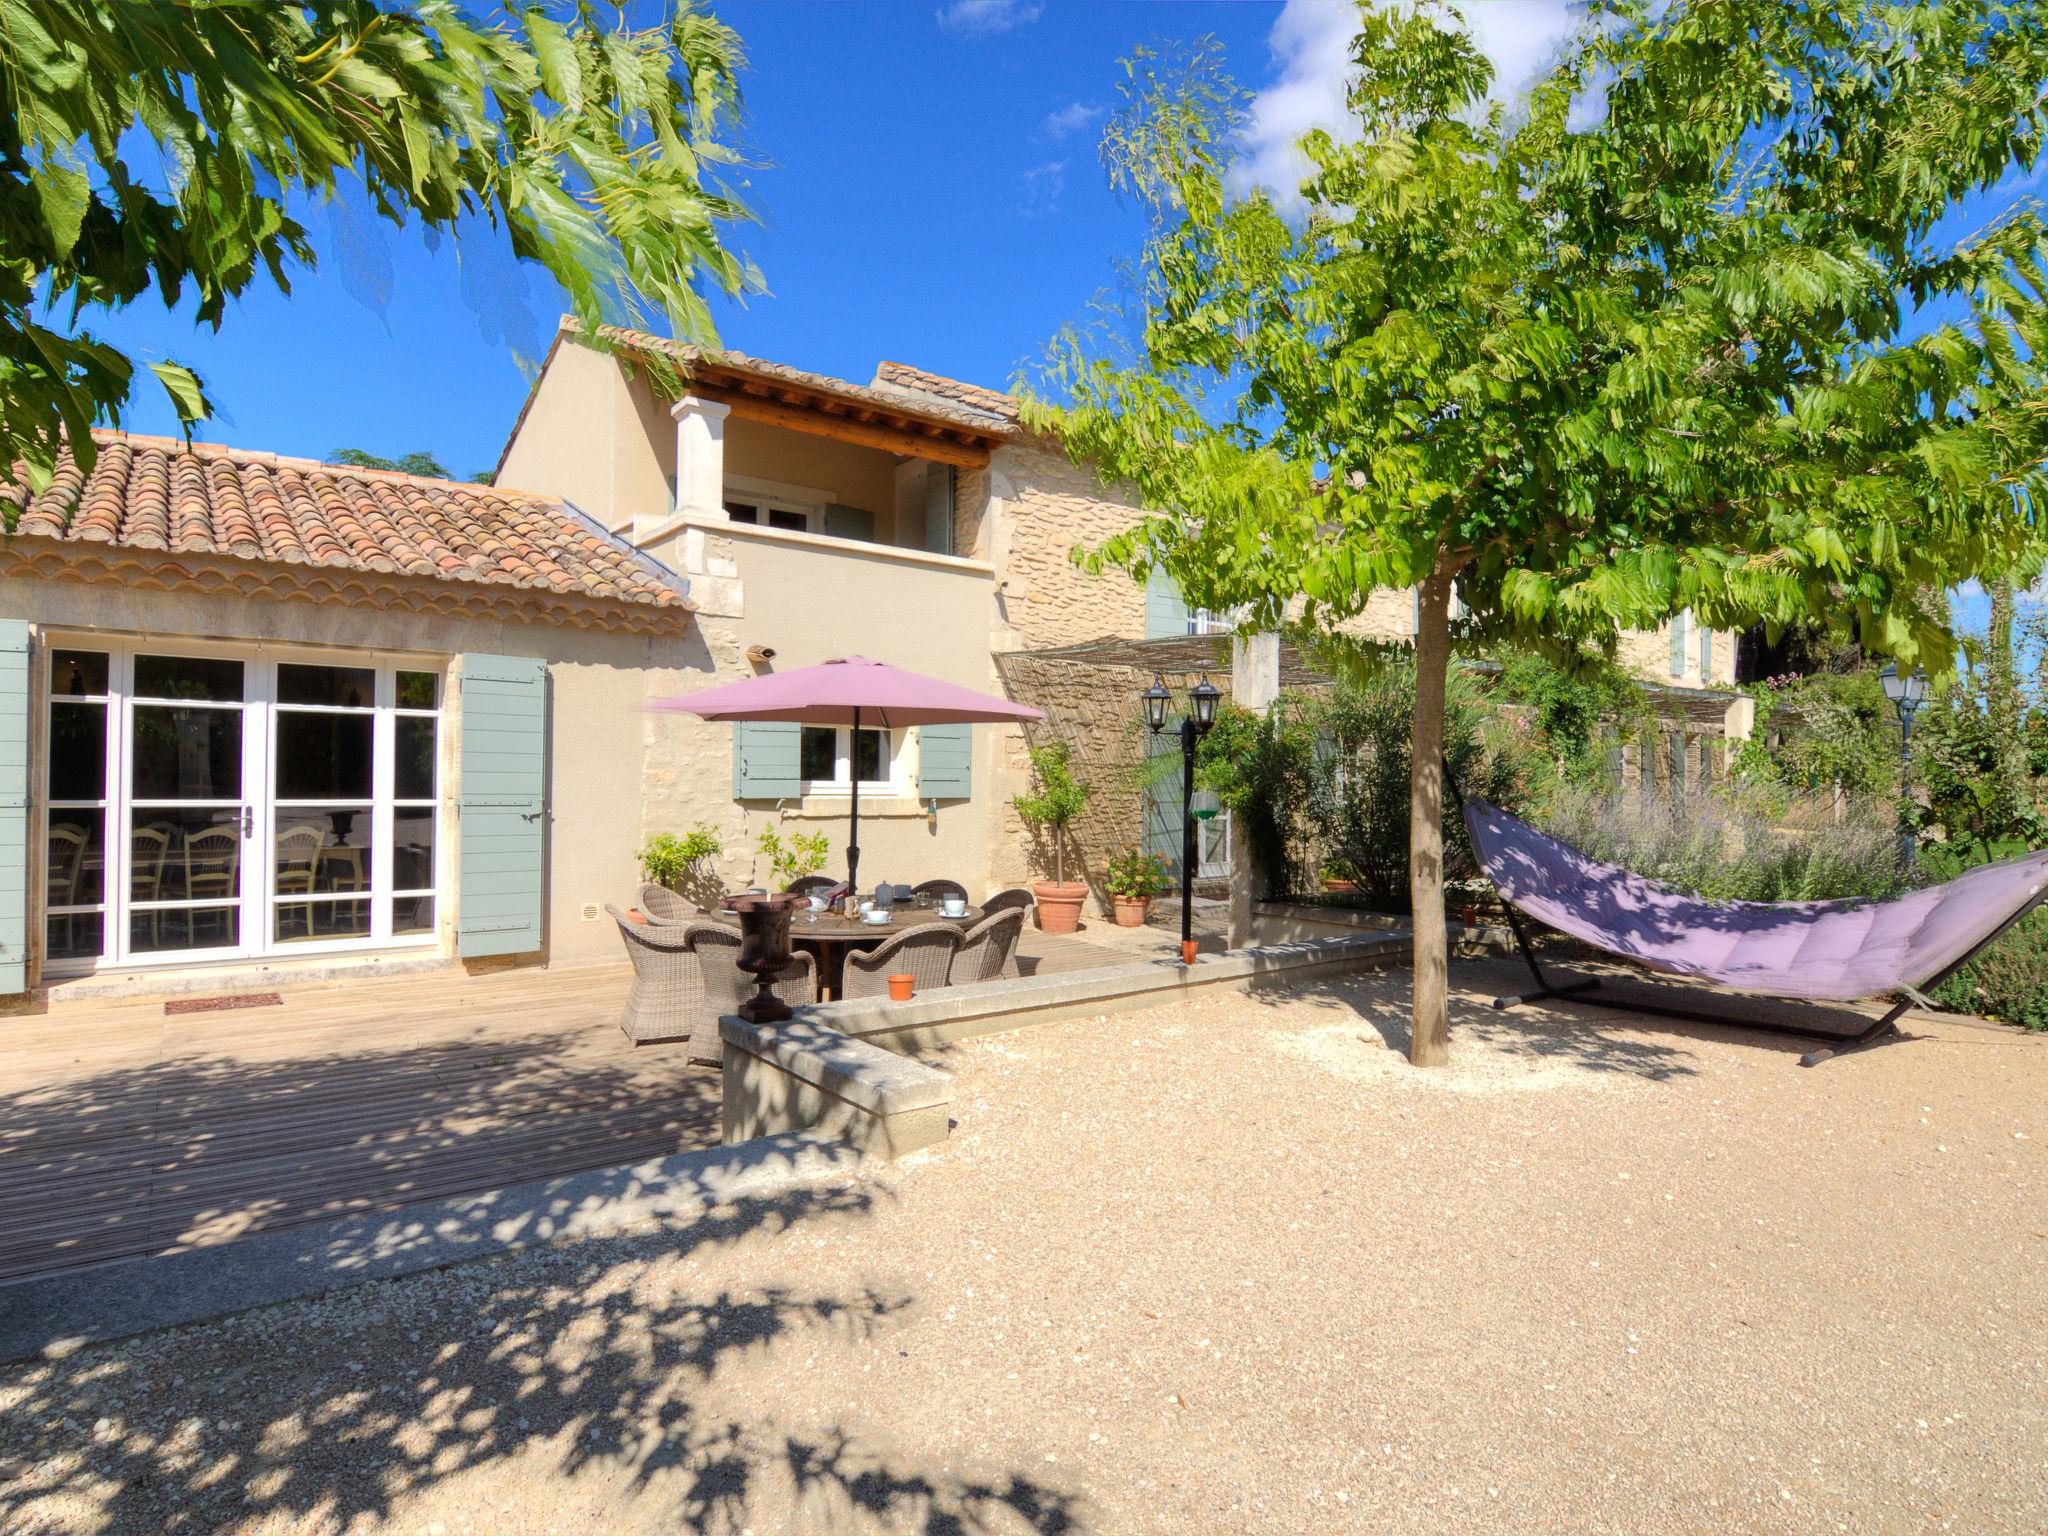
[{"xmin": 1456, "ymin": 790, "xmax": 2048, "ymax": 1064}]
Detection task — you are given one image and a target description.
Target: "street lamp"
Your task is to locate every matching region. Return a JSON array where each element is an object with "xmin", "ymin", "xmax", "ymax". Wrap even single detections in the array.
[
  {"xmin": 1878, "ymin": 661, "xmax": 1929, "ymax": 865},
  {"xmin": 1146, "ymin": 672, "xmax": 1221, "ymax": 966}
]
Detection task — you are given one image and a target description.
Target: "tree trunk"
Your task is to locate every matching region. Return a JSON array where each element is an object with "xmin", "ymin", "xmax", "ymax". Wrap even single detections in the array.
[
  {"xmin": 1987, "ymin": 578, "xmax": 2029, "ymax": 826},
  {"xmin": 1410, "ymin": 566, "xmax": 1454, "ymax": 1068}
]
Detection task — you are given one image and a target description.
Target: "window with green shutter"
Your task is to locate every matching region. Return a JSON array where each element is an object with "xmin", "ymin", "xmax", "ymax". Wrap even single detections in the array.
[
  {"xmin": 456, "ymin": 653, "xmax": 548, "ymax": 959},
  {"xmin": 0, "ymin": 622, "xmax": 27, "ymax": 991},
  {"xmin": 732, "ymin": 720, "xmax": 801, "ymax": 799}
]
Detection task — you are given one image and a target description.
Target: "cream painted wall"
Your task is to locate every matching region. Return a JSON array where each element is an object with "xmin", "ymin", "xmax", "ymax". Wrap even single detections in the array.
[
  {"xmin": 495, "ymin": 340, "xmax": 644, "ymax": 534},
  {"xmin": 636, "ymin": 520, "xmax": 1003, "ymax": 896},
  {"xmin": 716, "ymin": 417, "xmax": 906, "ymax": 545},
  {"xmin": 0, "ymin": 572, "xmax": 702, "ymax": 978}
]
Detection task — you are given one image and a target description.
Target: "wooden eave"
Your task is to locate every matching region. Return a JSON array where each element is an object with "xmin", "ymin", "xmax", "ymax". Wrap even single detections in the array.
[{"xmin": 685, "ymin": 361, "xmax": 1000, "ymax": 469}]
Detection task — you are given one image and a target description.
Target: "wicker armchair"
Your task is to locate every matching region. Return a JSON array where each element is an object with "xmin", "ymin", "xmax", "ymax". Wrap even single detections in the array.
[
  {"xmin": 912, "ymin": 878, "xmax": 969, "ymax": 903},
  {"xmin": 607, "ymin": 907, "xmax": 815, "ymax": 1062},
  {"xmin": 951, "ymin": 906, "xmax": 1025, "ymax": 984},
  {"xmin": 785, "ymin": 874, "xmax": 836, "ymax": 897},
  {"xmin": 638, "ymin": 883, "xmax": 704, "ymax": 924},
  {"xmin": 841, "ymin": 922, "xmax": 962, "ymax": 1000},
  {"xmin": 982, "ymin": 887, "xmax": 1035, "ymax": 916}
]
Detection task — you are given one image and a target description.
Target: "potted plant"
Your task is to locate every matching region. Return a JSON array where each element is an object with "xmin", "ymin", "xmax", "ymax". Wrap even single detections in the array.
[
  {"xmin": 1319, "ymin": 857, "xmax": 1361, "ymax": 895},
  {"xmin": 1103, "ymin": 846, "xmax": 1169, "ymax": 927},
  {"xmin": 639, "ymin": 824, "xmax": 724, "ymax": 904},
  {"xmin": 1012, "ymin": 742, "xmax": 1092, "ymax": 934}
]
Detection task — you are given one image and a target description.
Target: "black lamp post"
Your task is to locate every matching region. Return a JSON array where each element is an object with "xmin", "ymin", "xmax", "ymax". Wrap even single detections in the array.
[
  {"xmin": 1878, "ymin": 661, "xmax": 1930, "ymax": 866},
  {"xmin": 1146, "ymin": 672, "xmax": 1221, "ymax": 965}
]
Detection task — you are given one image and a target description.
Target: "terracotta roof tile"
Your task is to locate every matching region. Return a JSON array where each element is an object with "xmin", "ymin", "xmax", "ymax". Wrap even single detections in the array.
[
  {"xmin": 5, "ymin": 432, "xmax": 688, "ymax": 620},
  {"xmin": 869, "ymin": 361, "xmax": 1020, "ymax": 428}
]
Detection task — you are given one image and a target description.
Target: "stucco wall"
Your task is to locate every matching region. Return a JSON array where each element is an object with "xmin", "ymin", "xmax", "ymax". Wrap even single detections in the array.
[
  {"xmin": 714, "ymin": 417, "xmax": 907, "ymax": 545},
  {"xmin": 495, "ymin": 339, "xmax": 672, "ymax": 540},
  {"xmin": 636, "ymin": 519, "xmax": 1004, "ymax": 896},
  {"xmin": 0, "ymin": 572, "xmax": 697, "ymax": 976}
]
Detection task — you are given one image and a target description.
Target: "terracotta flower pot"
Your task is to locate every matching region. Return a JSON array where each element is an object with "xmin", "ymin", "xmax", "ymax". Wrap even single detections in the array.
[
  {"xmin": 1460, "ymin": 904, "xmax": 1479, "ymax": 927},
  {"xmin": 887, "ymin": 973, "xmax": 915, "ymax": 1003},
  {"xmin": 1032, "ymin": 880, "xmax": 1089, "ymax": 935},
  {"xmin": 1110, "ymin": 895, "xmax": 1151, "ymax": 928},
  {"xmin": 1321, "ymin": 877, "xmax": 1360, "ymax": 894}
]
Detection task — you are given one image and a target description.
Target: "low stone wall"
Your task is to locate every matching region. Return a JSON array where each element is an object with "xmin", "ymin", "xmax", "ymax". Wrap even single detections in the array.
[
  {"xmin": 719, "ymin": 1017, "xmax": 952, "ymax": 1161},
  {"xmin": 718, "ymin": 930, "xmax": 1412, "ymax": 1158},
  {"xmin": 1249, "ymin": 901, "xmax": 1406, "ymax": 946}
]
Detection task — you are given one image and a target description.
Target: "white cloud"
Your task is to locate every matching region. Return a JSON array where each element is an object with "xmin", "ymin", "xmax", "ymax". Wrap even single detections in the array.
[
  {"xmin": 1229, "ymin": 0, "xmax": 1586, "ymax": 205},
  {"xmin": 1043, "ymin": 100, "xmax": 1104, "ymax": 140},
  {"xmin": 936, "ymin": 0, "xmax": 1042, "ymax": 37},
  {"xmin": 1018, "ymin": 159, "xmax": 1067, "ymax": 218}
]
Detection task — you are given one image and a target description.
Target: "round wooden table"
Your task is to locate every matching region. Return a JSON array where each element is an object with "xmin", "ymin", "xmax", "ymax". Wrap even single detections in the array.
[{"xmin": 715, "ymin": 903, "xmax": 984, "ymax": 1000}]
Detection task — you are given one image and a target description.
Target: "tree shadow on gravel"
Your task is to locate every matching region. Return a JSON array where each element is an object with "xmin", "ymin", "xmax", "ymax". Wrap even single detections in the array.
[
  {"xmin": 1242, "ymin": 960, "xmax": 1705, "ymax": 1081},
  {"xmin": 0, "ymin": 1182, "xmax": 1084, "ymax": 1535}
]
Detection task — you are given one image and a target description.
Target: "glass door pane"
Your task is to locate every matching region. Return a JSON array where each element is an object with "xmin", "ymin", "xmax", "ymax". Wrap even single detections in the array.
[
  {"xmin": 128, "ymin": 654, "xmax": 249, "ymax": 956},
  {"xmin": 271, "ymin": 662, "xmax": 375, "ymax": 946}
]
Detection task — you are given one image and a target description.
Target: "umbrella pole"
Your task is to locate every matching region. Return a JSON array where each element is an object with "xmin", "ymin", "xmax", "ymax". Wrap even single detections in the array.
[{"xmin": 847, "ymin": 705, "xmax": 862, "ymax": 899}]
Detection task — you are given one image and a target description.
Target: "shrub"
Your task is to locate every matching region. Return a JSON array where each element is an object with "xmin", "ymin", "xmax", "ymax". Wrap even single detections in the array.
[
  {"xmin": 1195, "ymin": 698, "xmax": 1320, "ymax": 897},
  {"xmin": 1305, "ymin": 658, "xmax": 1531, "ymax": 912},
  {"xmin": 1537, "ymin": 782, "xmax": 1910, "ymax": 904},
  {"xmin": 1919, "ymin": 839, "xmax": 2048, "ymax": 1031},
  {"xmin": 639, "ymin": 825, "xmax": 722, "ymax": 887},
  {"xmin": 1103, "ymin": 846, "xmax": 1171, "ymax": 900},
  {"xmin": 755, "ymin": 824, "xmax": 829, "ymax": 888}
]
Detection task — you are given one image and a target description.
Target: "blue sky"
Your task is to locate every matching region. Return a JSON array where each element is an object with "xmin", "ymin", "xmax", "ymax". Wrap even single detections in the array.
[{"xmin": 84, "ymin": 0, "xmax": 1299, "ymax": 481}]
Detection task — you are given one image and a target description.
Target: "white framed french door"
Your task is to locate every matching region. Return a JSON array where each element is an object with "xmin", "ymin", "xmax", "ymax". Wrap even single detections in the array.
[{"xmin": 43, "ymin": 638, "xmax": 444, "ymax": 976}]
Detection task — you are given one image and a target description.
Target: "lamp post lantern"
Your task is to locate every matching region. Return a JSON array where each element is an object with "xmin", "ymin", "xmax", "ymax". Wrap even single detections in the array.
[
  {"xmin": 1878, "ymin": 661, "xmax": 1929, "ymax": 866},
  {"xmin": 1146, "ymin": 672, "xmax": 1221, "ymax": 966}
]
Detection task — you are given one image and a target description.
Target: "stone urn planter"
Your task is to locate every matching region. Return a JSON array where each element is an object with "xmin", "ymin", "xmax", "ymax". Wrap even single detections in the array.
[
  {"xmin": 1110, "ymin": 894, "xmax": 1151, "ymax": 928},
  {"xmin": 1032, "ymin": 881, "xmax": 1089, "ymax": 935}
]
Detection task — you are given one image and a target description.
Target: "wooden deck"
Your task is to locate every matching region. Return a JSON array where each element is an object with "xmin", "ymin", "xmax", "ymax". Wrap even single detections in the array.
[{"xmin": 0, "ymin": 927, "xmax": 1155, "ymax": 1287}]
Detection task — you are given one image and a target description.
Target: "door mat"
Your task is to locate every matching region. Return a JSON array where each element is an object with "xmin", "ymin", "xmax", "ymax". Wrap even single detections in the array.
[{"xmin": 165, "ymin": 993, "xmax": 284, "ymax": 1016}]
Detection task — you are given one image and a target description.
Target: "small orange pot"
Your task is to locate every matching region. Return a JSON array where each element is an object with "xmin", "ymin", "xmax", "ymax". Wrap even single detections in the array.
[
  {"xmin": 887, "ymin": 973, "xmax": 915, "ymax": 1002},
  {"xmin": 1110, "ymin": 895, "xmax": 1151, "ymax": 928}
]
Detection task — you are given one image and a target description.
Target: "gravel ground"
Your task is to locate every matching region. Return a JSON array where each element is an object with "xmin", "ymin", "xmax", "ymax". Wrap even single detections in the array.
[{"xmin": 3, "ymin": 956, "xmax": 2043, "ymax": 1535}]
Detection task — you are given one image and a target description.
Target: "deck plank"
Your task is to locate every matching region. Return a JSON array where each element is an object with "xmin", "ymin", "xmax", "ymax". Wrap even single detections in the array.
[{"xmin": 0, "ymin": 962, "xmax": 725, "ymax": 1285}]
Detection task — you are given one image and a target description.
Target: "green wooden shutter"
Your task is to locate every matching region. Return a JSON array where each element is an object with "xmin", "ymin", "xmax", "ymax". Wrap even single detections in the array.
[
  {"xmin": 0, "ymin": 622, "xmax": 27, "ymax": 992},
  {"xmin": 456, "ymin": 653, "xmax": 548, "ymax": 959},
  {"xmin": 1143, "ymin": 568, "xmax": 1188, "ymax": 639},
  {"xmin": 1669, "ymin": 612, "xmax": 1689, "ymax": 677},
  {"xmin": 823, "ymin": 504, "xmax": 876, "ymax": 543},
  {"xmin": 732, "ymin": 720, "xmax": 801, "ymax": 798},
  {"xmin": 914, "ymin": 723, "xmax": 971, "ymax": 799},
  {"xmin": 922, "ymin": 465, "xmax": 955, "ymax": 556},
  {"xmin": 1698, "ymin": 624, "xmax": 1713, "ymax": 681}
]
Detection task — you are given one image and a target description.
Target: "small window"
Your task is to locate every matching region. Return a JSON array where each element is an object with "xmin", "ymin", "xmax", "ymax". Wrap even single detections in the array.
[
  {"xmin": 798, "ymin": 725, "xmax": 894, "ymax": 791},
  {"xmin": 767, "ymin": 508, "xmax": 808, "ymax": 532},
  {"xmin": 277, "ymin": 663, "xmax": 375, "ymax": 708},
  {"xmin": 134, "ymin": 654, "xmax": 243, "ymax": 703},
  {"xmin": 724, "ymin": 500, "xmax": 761, "ymax": 525},
  {"xmin": 51, "ymin": 650, "xmax": 108, "ymax": 697}
]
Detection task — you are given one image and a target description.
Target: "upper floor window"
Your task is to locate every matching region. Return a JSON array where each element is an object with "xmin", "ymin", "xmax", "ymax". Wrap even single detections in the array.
[{"xmin": 725, "ymin": 497, "xmax": 812, "ymax": 533}]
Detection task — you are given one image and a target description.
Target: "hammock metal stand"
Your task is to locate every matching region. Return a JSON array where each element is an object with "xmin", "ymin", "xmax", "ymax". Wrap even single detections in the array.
[{"xmin": 1443, "ymin": 765, "xmax": 2048, "ymax": 1067}]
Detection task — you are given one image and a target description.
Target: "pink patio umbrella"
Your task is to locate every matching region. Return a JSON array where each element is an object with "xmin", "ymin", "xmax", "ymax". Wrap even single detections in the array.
[{"xmin": 653, "ymin": 656, "xmax": 1045, "ymax": 897}]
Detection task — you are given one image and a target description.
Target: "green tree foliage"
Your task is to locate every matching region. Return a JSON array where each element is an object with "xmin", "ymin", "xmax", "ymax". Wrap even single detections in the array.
[
  {"xmin": 330, "ymin": 447, "xmax": 452, "ymax": 478},
  {"xmin": 1011, "ymin": 742, "xmax": 1091, "ymax": 884},
  {"xmin": 0, "ymin": 1, "xmax": 760, "ymax": 489},
  {"xmin": 1027, "ymin": 0, "xmax": 2048, "ymax": 1062}
]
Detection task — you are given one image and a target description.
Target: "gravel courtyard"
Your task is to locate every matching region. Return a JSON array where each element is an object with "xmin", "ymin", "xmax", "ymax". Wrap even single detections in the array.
[{"xmin": 3, "ymin": 957, "xmax": 2043, "ymax": 1535}]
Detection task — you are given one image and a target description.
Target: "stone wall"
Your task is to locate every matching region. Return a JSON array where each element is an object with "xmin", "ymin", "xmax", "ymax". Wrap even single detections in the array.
[{"xmin": 987, "ymin": 438, "xmax": 1148, "ymax": 651}]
